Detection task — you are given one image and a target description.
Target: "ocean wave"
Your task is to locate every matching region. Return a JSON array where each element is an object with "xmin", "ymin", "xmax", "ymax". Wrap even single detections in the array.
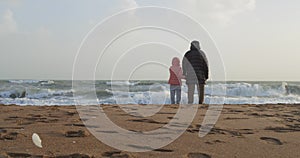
[
  {"xmin": 285, "ymin": 84, "xmax": 300, "ymax": 95},
  {"xmin": 39, "ymin": 80, "xmax": 55, "ymax": 86},
  {"xmin": 0, "ymin": 89, "xmax": 26, "ymax": 99},
  {"xmin": 9, "ymin": 80, "xmax": 40, "ymax": 84},
  {"xmin": 8, "ymin": 80, "xmax": 55, "ymax": 86},
  {"xmin": 26, "ymin": 89, "xmax": 73, "ymax": 99},
  {"xmin": 1, "ymin": 80, "xmax": 300, "ymax": 105},
  {"xmin": 106, "ymin": 81, "xmax": 138, "ymax": 86},
  {"xmin": 205, "ymin": 82, "xmax": 290, "ymax": 97},
  {"xmin": 0, "ymin": 88, "xmax": 73, "ymax": 100},
  {"xmin": 96, "ymin": 89, "xmax": 113, "ymax": 98}
]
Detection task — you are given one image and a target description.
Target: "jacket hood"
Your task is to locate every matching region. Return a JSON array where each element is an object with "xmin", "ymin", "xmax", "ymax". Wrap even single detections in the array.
[
  {"xmin": 172, "ymin": 57, "xmax": 180, "ymax": 66},
  {"xmin": 190, "ymin": 40, "xmax": 201, "ymax": 51}
]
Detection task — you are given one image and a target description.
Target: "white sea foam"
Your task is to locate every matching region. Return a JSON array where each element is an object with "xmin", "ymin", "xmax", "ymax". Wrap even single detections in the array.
[
  {"xmin": 106, "ymin": 81, "xmax": 138, "ymax": 86},
  {"xmin": 0, "ymin": 80, "xmax": 299, "ymax": 105},
  {"xmin": 9, "ymin": 80, "xmax": 40, "ymax": 84}
]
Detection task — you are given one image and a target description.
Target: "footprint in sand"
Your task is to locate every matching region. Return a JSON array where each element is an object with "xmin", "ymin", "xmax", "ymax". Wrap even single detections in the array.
[
  {"xmin": 260, "ymin": 137, "xmax": 283, "ymax": 145},
  {"xmin": 1, "ymin": 132, "xmax": 18, "ymax": 140},
  {"xmin": 187, "ymin": 152, "xmax": 211, "ymax": 158},
  {"xmin": 65, "ymin": 130, "xmax": 87, "ymax": 137},
  {"xmin": 101, "ymin": 151, "xmax": 129, "ymax": 158},
  {"xmin": 0, "ymin": 128, "xmax": 7, "ymax": 134},
  {"xmin": 6, "ymin": 152, "xmax": 32, "ymax": 158},
  {"xmin": 128, "ymin": 118, "xmax": 166, "ymax": 125},
  {"xmin": 56, "ymin": 153, "xmax": 91, "ymax": 158},
  {"xmin": 153, "ymin": 148, "xmax": 173, "ymax": 153}
]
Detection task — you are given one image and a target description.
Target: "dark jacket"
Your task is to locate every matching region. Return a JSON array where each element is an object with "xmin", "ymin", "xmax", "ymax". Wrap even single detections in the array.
[{"xmin": 182, "ymin": 45, "xmax": 209, "ymax": 84}]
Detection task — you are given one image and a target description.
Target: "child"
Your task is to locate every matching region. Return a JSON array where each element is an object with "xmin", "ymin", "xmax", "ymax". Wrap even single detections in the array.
[{"xmin": 168, "ymin": 57, "xmax": 185, "ymax": 104}]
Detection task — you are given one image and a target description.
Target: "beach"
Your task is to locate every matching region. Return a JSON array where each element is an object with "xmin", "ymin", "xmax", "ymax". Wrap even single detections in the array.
[{"xmin": 0, "ymin": 104, "xmax": 299, "ymax": 158}]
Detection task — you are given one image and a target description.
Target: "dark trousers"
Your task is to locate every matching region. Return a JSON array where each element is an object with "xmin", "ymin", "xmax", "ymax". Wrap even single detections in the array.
[
  {"xmin": 170, "ymin": 85, "xmax": 181, "ymax": 104},
  {"xmin": 187, "ymin": 84, "xmax": 205, "ymax": 104}
]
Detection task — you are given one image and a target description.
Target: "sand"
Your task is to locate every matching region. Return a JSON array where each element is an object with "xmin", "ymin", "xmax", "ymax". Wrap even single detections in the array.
[{"xmin": 0, "ymin": 104, "xmax": 299, "ymax": 158}]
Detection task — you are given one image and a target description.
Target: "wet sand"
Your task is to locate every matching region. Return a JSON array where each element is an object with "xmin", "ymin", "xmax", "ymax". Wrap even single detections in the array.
[{"xmin": 0, "ymin": 104, "xmax": 299, "ymax": 158}]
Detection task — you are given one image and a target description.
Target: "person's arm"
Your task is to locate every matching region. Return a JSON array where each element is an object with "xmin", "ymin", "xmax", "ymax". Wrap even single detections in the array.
[
  {"xmin": 179, "ymin": 68, "xmax": 185, "ymax": 79},
  {"xmin": 200, "ymin": 50, "xmax": 209, "ymax": 80},
  {"xmin": 169, "ymin": 68, "xmax": 173, "ymax": 78},
  {"xmin": 168, "ymin": 68, "xmax": 172, "ymax": 84},
  {"xmin": 203, "ymin": 53, "xmax": 209, "ymax": 80},
  {"xmin": 182, "ymin": 54, "xmax": 187, "ymax": 76},
  {"xmin": 204, "ymin": 64, "xmax": 209, "ymax": 80}
]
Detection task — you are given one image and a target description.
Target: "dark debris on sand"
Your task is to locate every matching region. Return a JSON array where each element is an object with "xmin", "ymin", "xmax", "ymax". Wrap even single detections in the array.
[
  {"xmin": 4, "ymin": 152, "xmax": 93, "ymax": 158},
  {"xmin": 65, "ymin": 130, "xmax": 87, "ymax": 137}
]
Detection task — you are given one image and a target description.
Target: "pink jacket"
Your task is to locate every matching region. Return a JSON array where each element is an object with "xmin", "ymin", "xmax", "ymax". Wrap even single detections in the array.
[{"xmin": 168, "ymin": 57, "xmax": 184, "ymax": 85}]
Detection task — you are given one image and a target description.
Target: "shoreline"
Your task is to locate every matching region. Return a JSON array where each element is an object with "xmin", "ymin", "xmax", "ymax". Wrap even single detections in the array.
[
  {"xmin": 0, "ymin": 104, "xmax": 299, "ymax": 157},
  {"xmin": 1, "ymin": 103, "xmax": 300, "ymax": 106}
]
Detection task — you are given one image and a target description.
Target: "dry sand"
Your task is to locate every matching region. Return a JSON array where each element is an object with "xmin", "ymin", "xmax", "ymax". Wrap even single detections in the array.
[{"xmin": 0, "ymin": 104, "xmax": 299, "ymax": 158}]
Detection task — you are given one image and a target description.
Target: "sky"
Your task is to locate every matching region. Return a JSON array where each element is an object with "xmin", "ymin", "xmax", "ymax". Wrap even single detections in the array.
[{"xmin": 0, "ymin": 0, "xmax": 299, "ymax": 81}]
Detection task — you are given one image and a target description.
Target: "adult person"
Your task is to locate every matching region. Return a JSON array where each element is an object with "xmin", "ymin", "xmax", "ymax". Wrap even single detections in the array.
[{"xmin": 182, "ymin": 41, "xmax": 209, "ymax": 104}]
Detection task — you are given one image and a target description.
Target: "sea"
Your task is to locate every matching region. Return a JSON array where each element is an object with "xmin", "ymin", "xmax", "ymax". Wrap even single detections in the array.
[{"xmin": 0, "ymin": 80, "xmax": 299, "ymax": 106}]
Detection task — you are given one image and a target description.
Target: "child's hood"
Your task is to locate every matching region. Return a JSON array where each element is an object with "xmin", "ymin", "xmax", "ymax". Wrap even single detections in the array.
[{"xmin": 172, "ymin": 57, "xmax": 180, "ymax": 67}]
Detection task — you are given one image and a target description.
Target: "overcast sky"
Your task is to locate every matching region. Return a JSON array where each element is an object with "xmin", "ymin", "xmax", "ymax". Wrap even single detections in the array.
[{"xmin": 0, "ymin": 0, "xmax": 299, "ymax": 81}]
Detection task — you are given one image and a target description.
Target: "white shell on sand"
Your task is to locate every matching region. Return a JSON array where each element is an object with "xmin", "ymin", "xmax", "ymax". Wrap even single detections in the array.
[{"xmin": 32, "ymin": 133, "xmax": 42, "ymax": 148}]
